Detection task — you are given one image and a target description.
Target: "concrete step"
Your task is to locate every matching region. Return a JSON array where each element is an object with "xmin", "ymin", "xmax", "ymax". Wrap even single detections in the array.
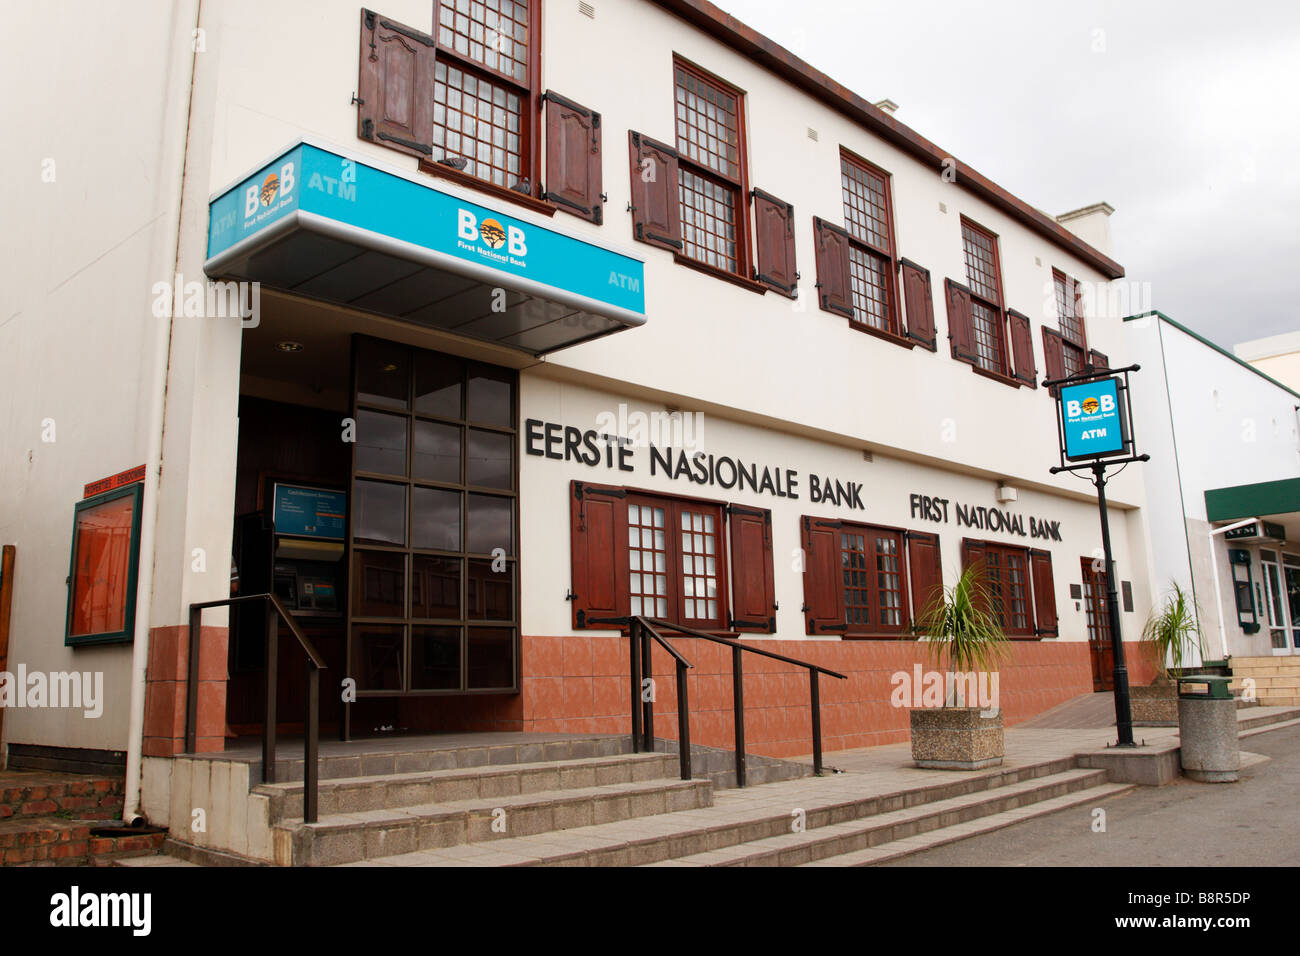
[
  {"xmin": 263, "ymin": 734, "xmax": 632, "ymax": 783},
  {"xmin": 801, "ymin": 782, "xmax": 1136, "ymax": 866},
  {"xmin": 643, "ymin": 768, "xmax": 1112, "ymax": 867},
  {"xmin": 276, "ymin": 776, "xmax": 714, "ymax": 865},
  {"xmin": 113, "ymin": 854, "xmax": 200, "ymax": 867},
  {"xmin": 1236, "ymin": 706, "xmax": 1300, "ymax": 732},
  {"xmin": 256, "ymin": 752, "xmax": 681, "ymax": 823},
  {"xmin": 1228, "ymin": 666, "xmax": 1300, "ymax": 678},
  {"xmin": 341, "ymin": 756, "xmax": 1085, "ymax": 867},
  {"xmin": 1238, "ymin": 716, "xmax": 1300, "ymax": 739},
  {"xmin": 1231, "ymin": 678, "xmax": 1300, "ymax": 689}
]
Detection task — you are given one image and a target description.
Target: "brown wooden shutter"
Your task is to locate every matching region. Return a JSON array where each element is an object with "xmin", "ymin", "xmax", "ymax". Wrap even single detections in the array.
[
  {"xmin": 751, "ymin": 189, "xmax": 798, "ymax": 298},
  {"xmin": 801, "ymin": 516, "xmax": 846, "ymax": 635},
  {"xmin": 812, "ymin": 217, "xmax": 853, "ymax": 318},
  {"xmin": 1041, "ymin": 326, "xmax": 1067, "ymax": 392},
  {"xmin": 1029, "ymin": 549, "xmax": 1058, "ymax": 637},
  {"xmin": 960, "ymin": 538, "xmax": 992, "ymax": 617},
  {"xmin": 728, "ymin": 505, "xmax": 776, "ymax": 633},
  {"xmin": 628, "ymin": 131, "xmax": 681, "ymax": 251},
  {"xmin": 570, "ymin": 480, "xmax": 630, "ymax": 629},
  {"xmin": 945, "ymin": 279, "xmax": 977, "ymax": 364},
  {"xmin": 1088, "ymin": 349, "xmax": 1110, "ymax": 373},
  {"xmin": 357, "ymin": 10, "xmax": 436, "ymax": 159},
  {"xmin": 900, "ymin": 259, "xmax": 936, "ymax": 350},
  {"xmin": 542, "ymin": 91, "xmax": 603, "ymax": 224},
  {"xmin": 906, "ymin": 531, "xmax": 943, "ymax": 624},
  {"xmin": 1007, "ymin": 309, "xmax": 1037, "ymax": 388}
]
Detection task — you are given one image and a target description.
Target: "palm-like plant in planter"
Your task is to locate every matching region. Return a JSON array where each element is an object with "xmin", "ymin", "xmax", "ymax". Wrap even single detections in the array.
[
  {"xmin": 1140, "ymin": 580, "xmax": 1204, "ymax": 680},
  {"xmin": 1132, "ymin": 581, "xmax": 1205, "ymax": 725},
  {"xmin": 909, "ymin": 562, "xmax": 1012, "ymax": 769}
]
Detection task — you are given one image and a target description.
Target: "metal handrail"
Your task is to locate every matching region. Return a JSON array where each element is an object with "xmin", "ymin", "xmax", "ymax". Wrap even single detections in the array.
[
  {"xmin": 628, "ymin": 615, "xmax": 847, "ymax": 785},
  {"xmin": 185, "ymin": 593, "xmax": 326, "ymax": 822}
]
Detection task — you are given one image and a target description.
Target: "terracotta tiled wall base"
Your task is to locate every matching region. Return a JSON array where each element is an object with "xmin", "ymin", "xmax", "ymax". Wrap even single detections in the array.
[
  {"xmin": 142, "ymin": 625, "xmax": 228, "ymax": 756},
  {"xmin": 515, "ymin": 635, "xmax": 1159, "ymax": 759}
]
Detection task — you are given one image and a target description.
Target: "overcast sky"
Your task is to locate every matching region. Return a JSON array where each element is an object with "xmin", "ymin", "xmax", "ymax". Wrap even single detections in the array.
[{"xmin": 713, "ymin": 0, "xmax": 1300, "ymax": 350}]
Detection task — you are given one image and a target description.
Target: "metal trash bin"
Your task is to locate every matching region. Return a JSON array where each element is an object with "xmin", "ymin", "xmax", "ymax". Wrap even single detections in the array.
[{"xmin": 1175, "ymin": 675, "xmax": 1239, "ymax": 783}]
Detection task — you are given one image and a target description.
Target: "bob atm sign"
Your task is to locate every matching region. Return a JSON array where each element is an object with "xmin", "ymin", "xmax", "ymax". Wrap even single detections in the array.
[{"xmin": 1060, "ymin": 377, "xmax": 1127, "ymax": 461}]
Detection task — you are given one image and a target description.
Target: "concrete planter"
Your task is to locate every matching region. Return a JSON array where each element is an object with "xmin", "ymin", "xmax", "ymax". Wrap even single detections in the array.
[
  {"xmin": 1131, "ymin": 678, "xmax": 1178, "ymax": 725},
  {"xmin": 910, "ymin": 707, "xmax": 1004, "ymax": 770}
]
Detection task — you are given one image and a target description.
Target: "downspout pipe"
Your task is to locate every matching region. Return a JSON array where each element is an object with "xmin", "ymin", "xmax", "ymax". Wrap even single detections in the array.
[
  {"xmin": 123, "ymin": 0, "xmax": 203, "ymax": 824},
  {"xmin": 1207, "ymin": 516, "xmax": 1262, "ymax": 662}
]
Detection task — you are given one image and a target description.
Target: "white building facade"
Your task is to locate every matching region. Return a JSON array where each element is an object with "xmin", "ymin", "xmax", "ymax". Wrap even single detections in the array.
[
  {"xmin": 1126, "ymin": 311, "xmax": 1300, "ymax": 662},
  {"xmin": 1, "ymin": 0, "xmax": 1159, "ymax": 828}
]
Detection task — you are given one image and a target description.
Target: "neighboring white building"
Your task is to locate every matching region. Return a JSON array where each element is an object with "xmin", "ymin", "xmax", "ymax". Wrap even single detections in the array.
[
  {"xmin": 1235, "ymin": 331, "xmax": 1300, "ymax": 395},
  {"xmin": 2, "ymin": 0, "xmax": 1159, "ymax": 839},
  {"xmin": 1126, "ymin": 310, "xmax": 1300, "ymax": 661}
]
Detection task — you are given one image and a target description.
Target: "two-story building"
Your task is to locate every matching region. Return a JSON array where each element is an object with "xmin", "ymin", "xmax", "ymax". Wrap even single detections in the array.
[{"xmin": 0, "ymin": 0, "xmax": 1158, "ymax": 831}]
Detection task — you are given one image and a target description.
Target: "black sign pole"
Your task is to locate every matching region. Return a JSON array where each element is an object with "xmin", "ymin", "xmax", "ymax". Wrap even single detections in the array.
[
  {"xmin": 1092, "ymin": 462, "xmax": 1135, "ymax": 746},
  {"xmin": 1048, "ymin": 363, "xmax": 1147, "ymax": 750}
]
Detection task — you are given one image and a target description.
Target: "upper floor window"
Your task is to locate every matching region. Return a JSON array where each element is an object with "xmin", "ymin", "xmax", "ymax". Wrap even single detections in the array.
[
  {"xmin": 960, "ymin": 219, "xmax": 1007, "ymax": 375},
  {"xmin": 432, "ymin": 0, "xmax": 538, "ymax": 190},
  {"xmin": 1053, "ymin": 269, "xmax": 1088, "ymax": 377},
  {"xmin": 673, "ymin": 60, "xmax": 749, "ymax": 275},
  {"xmin": 841, "ymin": 153, "xmax": 899, "ymax": 335}
]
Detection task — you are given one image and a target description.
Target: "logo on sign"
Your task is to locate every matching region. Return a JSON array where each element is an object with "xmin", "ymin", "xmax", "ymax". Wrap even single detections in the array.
[
  {"xmin": 1065, "ymin": 393, "xmax": 1115, "ymax": 419},
  {"xmin": 458, "ymin": 209, "xmax": 527, "ymax": 260},
  {"xmin": 245, "ymin": 162, "xmax": 295, "ymax": 219},
  {"xmin": 479, "ymin": 218, "xmax": 506, "ymax": 249},
  {"xmin": 260, "ymin": 173, "xmax": 279, "ymax": 206}
]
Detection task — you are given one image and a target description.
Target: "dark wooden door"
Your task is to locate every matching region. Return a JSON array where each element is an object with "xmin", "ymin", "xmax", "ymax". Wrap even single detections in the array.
[{"xmin": 1082, "ymin": 557, "xmax": 1113, "ymax": 691}]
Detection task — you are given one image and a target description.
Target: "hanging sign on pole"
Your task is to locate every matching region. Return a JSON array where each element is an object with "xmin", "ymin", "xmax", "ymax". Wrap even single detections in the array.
[{"xmin": 1047, "ymin": 362, "xmax": 1149, "ymax": 748}]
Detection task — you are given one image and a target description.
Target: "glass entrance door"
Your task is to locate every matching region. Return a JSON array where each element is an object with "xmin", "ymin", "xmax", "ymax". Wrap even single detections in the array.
[
  {"xmin": 1261, "ymin": 550, "xmax": 1293, "ymax": 656},
  {"xmin": 1285, "ymin": 555, "xmax": 1300, "ymax": 654}
]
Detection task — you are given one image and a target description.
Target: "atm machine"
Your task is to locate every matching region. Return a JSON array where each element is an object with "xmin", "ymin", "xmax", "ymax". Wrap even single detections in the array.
[{"xmin": 232, "ymin": 482, "xmax": 346, "ymax": 672}]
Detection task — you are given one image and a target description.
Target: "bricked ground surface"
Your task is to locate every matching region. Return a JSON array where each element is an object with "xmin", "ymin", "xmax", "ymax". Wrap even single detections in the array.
[{"xmin": 0, "ymin": 770, "xmax": 163, "ymax": 866}]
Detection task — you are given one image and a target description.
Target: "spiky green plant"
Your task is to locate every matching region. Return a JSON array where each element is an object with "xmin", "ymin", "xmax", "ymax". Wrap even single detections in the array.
[
  {"xmin": 914, "ymin": 562, "xmax": 1011, "ymax": 707},
  {"xmin": 1141, "ymin": 580, "xmax": 1204, "ymax": 681}
]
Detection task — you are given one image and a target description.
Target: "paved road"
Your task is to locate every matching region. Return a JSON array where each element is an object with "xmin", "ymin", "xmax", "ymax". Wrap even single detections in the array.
[{"xmin": 881, "ymin": 723, "xmax": 1300, "ymax": 866}]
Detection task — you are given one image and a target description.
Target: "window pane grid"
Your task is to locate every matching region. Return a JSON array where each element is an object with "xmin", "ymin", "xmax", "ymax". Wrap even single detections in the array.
[
  {"xmin": 842, "ymin": 533, "xmax": 871, "ymax": 626},
  {"xmin": 1062, "ymin": 341, "xmax": 1086, "ymax": 377},
  {"xmin": 678, "ymin": 167, "xmax": 738, "ymax": 272},
  {"xmin": 679, "ymin": 510, "xmax": 719, "ymax": 622},
  {"xmin": 961, "ymin": 222, "xmax": 1001, "ymax": 304},
  {"xmin": 841, "ymin": 160, "xmax": 891, "ymax": 252},
  {"xmin": 437, "ymin": 0, "xmax": 529, "ymax": 84},
  {"xmin": 874, "ymin": 535, "xmax": 903, "ymax": 627},
  {"xmin": 674, "ymin": 67, "xmax": 740, "ymax": 180},
  {"xmin": 628, "ymin": 504, "xmax": 669, "ymax": 619},
  {"xmin": 349, "ymin": 340, "xmax": 518, "ymax": 693},
  {"xmin": 1054, "ymin": 273, "xmax": 1086, "ymax": 346},
  {"xmin": 848, "ymin": 245, "xmax": 891, "ymax": 331},
  {"xmin": 433, "ymin": 61, "xmax": 523, "ymax": 188},
  {"xmin": 970, "ymin": 300, "xmax": 1005, "ymax": 374}
]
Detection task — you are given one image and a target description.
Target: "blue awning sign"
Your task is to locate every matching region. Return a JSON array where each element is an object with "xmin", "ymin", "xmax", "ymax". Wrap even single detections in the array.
[{"xmin": 205, "ymin": 141, "xmax": 645, "ymax": 354}]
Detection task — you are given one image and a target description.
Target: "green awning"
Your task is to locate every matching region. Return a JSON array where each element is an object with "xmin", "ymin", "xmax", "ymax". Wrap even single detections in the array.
[{"xmin": 1204, "ymin": 477, "xmax": 1300, "ymax": 522}]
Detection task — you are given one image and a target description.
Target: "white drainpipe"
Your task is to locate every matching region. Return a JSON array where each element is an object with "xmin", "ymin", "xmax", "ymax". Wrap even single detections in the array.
[
  {"xmin": 1207, "ymin": 517, "xmax": 1262, "ymax": 661},
  {"xmin": 122, "ymin": 0, "xmax": 203, "ymax": 823}
]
